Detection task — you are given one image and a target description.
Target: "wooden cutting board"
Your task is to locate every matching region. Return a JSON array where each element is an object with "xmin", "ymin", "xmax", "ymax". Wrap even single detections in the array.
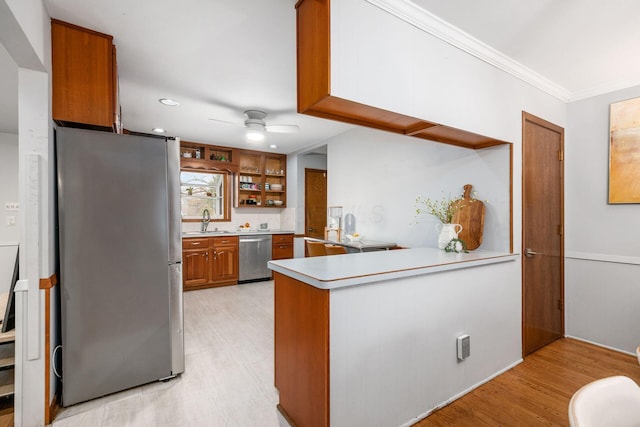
[{"xmin": 451, "ymin": 184, "xmax": 485, "ymax": 250}]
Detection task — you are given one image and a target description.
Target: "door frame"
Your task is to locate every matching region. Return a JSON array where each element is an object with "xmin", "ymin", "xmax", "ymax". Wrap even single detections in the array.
[{"xmin": 521, "ymin": 111, "xmax": 565, "ymax": 356}]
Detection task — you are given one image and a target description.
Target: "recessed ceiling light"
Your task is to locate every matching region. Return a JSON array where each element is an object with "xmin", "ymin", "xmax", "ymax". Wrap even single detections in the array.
[
  {"xmin": 159, "ymin": 98, "xmax": 179, "ymax": 106},
  {"xmin": 269, "ymin": 144, "xmax": 277, "ymax": 149},
  {"xmin": 152, "ymin": 128, "xmax": 166, "ymax": 133}
]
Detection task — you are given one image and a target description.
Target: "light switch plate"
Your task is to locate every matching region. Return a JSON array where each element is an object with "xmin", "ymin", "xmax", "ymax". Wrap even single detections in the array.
[{"xmin": 4, "ymin": 202, "xmax": 19, "ymax": 211}]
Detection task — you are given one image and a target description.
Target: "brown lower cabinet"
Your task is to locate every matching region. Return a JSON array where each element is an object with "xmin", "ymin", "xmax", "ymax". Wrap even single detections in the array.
[
  {"xmin": 183, "ymin": 236, "xmax": 239, "ymax": 291},
  {"xmin": 272, "ymin": 234, "xmax": 294, "ymax": 260}
]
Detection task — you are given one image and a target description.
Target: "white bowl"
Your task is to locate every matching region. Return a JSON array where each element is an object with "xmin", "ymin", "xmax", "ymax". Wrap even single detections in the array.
[
  {"xmin": 271, "ymin": 184, "xmax": 283, "ymax": 191},
  {"xmin": 346, "ymin": 234, "xmax": 364, "ymax": 242},
  {"xmin": 273, "ymin": 200, "xmax": 284, "ymax": 206}
]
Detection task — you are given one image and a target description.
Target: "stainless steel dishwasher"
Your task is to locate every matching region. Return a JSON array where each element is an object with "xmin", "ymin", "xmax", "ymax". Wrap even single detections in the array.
[{"xmin": 239, "ymin": 234, "xmax": 272, "ymax": 283}]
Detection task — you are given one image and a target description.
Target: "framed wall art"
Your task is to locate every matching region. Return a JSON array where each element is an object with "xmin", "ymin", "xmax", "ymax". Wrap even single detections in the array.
[{"xmin": 609, "ymin": 96, "xmax": 640, "ymax": 203}]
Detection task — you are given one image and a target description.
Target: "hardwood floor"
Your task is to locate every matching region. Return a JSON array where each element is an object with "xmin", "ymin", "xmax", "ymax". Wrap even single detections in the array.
[{"xmin": 414, "ymin": 339, "xmax": 640, "ymax": 426}]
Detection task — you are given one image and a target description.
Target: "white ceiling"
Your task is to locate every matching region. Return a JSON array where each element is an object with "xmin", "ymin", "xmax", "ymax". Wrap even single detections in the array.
[
  {"xmin": 411, "ymin": 0, "xmax": 640, "ymax": 99},
  {"xmin": 2, "ymin": 0, "xmax": 640, "ymax": 151}
]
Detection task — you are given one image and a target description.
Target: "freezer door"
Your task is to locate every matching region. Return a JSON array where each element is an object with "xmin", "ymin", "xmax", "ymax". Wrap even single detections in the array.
[{"xmin": 56, "ymin": 128, "xmax": 176, "ymax": 406}]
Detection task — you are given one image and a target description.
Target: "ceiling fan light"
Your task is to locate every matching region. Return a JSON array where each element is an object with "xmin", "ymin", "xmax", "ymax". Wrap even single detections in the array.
[{"xmin": 246, "ymin": 129, "xmax": 264, "ymax": 142}]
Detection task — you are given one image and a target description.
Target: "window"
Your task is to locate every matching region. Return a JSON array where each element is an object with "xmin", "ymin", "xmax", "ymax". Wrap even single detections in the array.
[{"xmin": 181, "ymin": 170, "xmax": 230, "ymax": 221}]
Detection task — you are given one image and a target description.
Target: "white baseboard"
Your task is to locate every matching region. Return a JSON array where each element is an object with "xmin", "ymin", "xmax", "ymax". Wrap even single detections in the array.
[{"xmin": 565, "ymin": 335, "xmax": 637, "ymax": 357}]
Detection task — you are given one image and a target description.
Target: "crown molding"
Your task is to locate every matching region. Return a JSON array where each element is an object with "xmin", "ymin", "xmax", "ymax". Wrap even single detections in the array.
[{"xmin": 365, "ymin": 0, "xmax": 573, "ymax": 102}]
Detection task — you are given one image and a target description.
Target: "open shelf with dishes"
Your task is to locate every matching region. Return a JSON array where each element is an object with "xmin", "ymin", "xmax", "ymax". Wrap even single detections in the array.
[{"xmin": 236, "ymin": 150, "xmax": 286, "ymax": 208}]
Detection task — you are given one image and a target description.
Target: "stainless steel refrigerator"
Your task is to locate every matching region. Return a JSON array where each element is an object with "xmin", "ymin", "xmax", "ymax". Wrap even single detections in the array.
[{"xmin": 56, "ymin": 127, "xmax": 184, "ymax": 406}]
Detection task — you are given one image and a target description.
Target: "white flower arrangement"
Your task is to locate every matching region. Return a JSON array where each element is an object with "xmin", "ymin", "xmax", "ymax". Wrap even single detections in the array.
[
  {"xmin": 414, "ymin": 193, "xmax": 463, "ymax": 224},
  {"xmin": 444, "ymin": 238, "xmax": 468, "ymax": 253}
]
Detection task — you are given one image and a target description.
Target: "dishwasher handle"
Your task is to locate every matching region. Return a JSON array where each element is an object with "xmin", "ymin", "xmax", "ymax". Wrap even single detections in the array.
[{"xmin": 239, "ymin": 237, "xmax": 271, "ymax": 243}]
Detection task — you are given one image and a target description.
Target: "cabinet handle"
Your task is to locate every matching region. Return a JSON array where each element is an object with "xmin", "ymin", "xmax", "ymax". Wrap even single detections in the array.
[
  {"xmin": 279, "ymin": 245, "xmax": 286, "ymax": 249},
  {"xmin": 191, "ymin": 242, "xmax": 201, "ymax": 246},
  {"xmin": 213, "ymin": 250, "xmax": 217, "ymax": 259},
  {"xmin": 205, "ymin": 252, "xmax": 208, "ymax": 259}
]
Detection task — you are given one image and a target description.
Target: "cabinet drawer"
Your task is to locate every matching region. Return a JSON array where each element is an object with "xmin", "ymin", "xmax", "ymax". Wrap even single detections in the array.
[
  {"xmin": 272, "ymin": 234, "xmax": 294, "ymax": 244},
  {"xmin": 183, "ymin": 238, "xmax": 209, "ymax": 249},
  {"xmin": 212, "ymin": 236, "xmax": 239, "ymax": 248},
  {"xmin": 272, "ymin": 243, "xmax": 293, "ymax": 260}
]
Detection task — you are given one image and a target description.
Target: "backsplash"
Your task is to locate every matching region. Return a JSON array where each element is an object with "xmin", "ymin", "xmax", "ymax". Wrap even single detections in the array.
[{"xmin": 181, "ymin": 207, "xmax": 295, "ymax": 232}]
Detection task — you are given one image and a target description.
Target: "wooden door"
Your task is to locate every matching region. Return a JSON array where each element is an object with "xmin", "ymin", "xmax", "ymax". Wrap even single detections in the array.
[
  {"xmin": 212, "ymin": 245, "xmax": 238, "ymax": 284},
  {"xmin": 305, "ymin": 168, "xmax": 327, "ymax": 239},
  {"xmin": 522, "ymin": 112, "xmax": 564, "ymax": 356},
  {"xmin": 183, "ymin": 249, "xmax": 209, "ymax": 289}
]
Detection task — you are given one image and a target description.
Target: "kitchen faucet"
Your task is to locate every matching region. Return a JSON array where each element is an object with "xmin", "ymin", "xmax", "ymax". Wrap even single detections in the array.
[{"xmin": 201, "ymin": 208, "xmax": 210, "ymax": 232}]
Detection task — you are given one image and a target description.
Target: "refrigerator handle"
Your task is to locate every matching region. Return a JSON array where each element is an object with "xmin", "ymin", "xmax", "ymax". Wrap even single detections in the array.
[{"xmin": 166, "ymin": 136, "xmax": 182, "ymax": 263}]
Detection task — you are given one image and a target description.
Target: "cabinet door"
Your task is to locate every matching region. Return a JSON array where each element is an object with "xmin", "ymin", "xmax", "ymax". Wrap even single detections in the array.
[
  {"xmin": 272, "ymin": 244, "xmax": 293, "ymax": 260},
  {"xmin": 272, "ymin": 234, "xmax": 294, "ymax": 260},
  {"xmin": 212, "ymin": 245, "xmax": 239, "ymax": 284},
  {"xmin": 51, "ymin": 19, "xmax": 116, "ymax": 130},
  {"xmin": 183, "ymin": 248, "xmax": 209, "ymax": 289}
]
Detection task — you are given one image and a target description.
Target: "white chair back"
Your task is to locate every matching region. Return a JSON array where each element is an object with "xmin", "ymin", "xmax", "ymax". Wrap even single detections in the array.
[{"xmin": 568, "ymin": 376, "xmax": 640, "ymax": 427}]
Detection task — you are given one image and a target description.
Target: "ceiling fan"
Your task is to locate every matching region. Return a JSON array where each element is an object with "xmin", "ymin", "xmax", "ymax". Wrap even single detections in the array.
[{"xmin": 208, "ymin": 109, "xmax": 300, "ymax": 141}]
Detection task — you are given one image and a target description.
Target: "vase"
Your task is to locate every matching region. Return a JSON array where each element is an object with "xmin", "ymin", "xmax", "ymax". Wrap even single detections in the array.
[{"xmin": 435, "ymin": 223, "xmax": 463, "ymax": 249}]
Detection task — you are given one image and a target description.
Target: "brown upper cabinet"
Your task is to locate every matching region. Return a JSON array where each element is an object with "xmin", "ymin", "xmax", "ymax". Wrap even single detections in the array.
[
  {"xmin": 52, "ymin": 19, "xmax": 121, "ymax": 132},
  {"xmin": 236, "ymin": 150, "xmax": 287, "ymax": 208},
  {"xmin": 295, "ymin": 0, "xmax": 507, "ymax": 149}
]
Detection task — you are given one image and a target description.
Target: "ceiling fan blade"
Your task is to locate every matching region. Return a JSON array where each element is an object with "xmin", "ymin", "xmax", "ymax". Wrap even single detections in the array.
[
  {"xmin": 265, "ymin": 124, "xmax": 300, "ymax": 134},
  {"xmin": 208, "ymin": 117, "xmax": 245, "ymax": 127}
]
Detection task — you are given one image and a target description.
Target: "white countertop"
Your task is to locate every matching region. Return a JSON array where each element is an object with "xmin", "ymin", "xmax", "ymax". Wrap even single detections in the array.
[
  {"xmin": 268, "ymin": 247, "xmax": 518, "ymax": 290},
  {"xmin": 182, "ymin": 230, "xmax": 294, "ymax": 238}
]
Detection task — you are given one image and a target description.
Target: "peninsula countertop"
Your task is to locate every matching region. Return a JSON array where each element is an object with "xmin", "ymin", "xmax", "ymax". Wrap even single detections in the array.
[{"xmin": 268, "ymin": 247, "xmax": 518, "ymax": 290}]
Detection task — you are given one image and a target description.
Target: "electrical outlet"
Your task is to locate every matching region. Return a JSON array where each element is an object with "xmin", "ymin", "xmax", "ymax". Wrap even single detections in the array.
[
  {"xmin": 6, "ymin": 216, "xmax": 16, "ymax": 226},
  {"xmin": 457, "ymin": 335, "xmax": 470, "ymax": 360}
]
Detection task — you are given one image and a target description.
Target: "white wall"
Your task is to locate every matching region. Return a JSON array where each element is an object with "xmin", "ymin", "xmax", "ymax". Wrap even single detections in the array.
[
  {"xmin": 565, "ymin": 85, "xmax": 640, "ymax": 354},
  {"xmin": 331, "ymin": 259, "xmax": 521, "ymax": 426},
  {"xmin": 0, "ymin": 132, "xmax": 19, "ymax": 294},
  {"xmin": 0, "ymin": 133, "xmax": 19, "ymax": 242},
  {"xmin": 329, "ymin": 0, "xmax": 567, "ymax": 257},
  {"xmin": 326, "ymin": 127, "xmax": 510, "ymax": 251},
  {"xmin": 1, "ymin": 0, "xmax": 54, "ymax": 425}
]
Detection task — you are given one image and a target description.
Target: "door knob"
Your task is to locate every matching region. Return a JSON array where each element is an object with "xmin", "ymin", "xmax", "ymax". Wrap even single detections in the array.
[
  {"xmin": 308, "ymin": 227, "xmax": 316, "ymax": 232},
  {"xmin": 524, "ymin": 248, "xmax": 539, "ymax": 257}
]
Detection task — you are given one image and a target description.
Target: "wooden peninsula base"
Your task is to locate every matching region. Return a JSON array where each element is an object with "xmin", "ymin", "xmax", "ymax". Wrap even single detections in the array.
[{"xmin": 270, "ymin": 248, "xmax": 519, "ymax": 427}]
